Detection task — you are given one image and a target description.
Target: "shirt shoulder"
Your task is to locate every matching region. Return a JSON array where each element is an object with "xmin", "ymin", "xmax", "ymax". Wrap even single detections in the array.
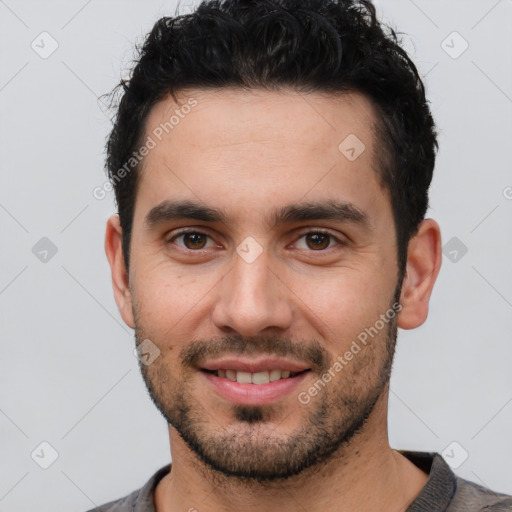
[
  {"xmin": 84, "ymin": 489, "xmax": 139, "ymax": 512},
  {"xmin": 400, "ymin": 451, "xmax": 512, "ymax": 512},
  {"xmin": 84, "ymin": 463, "xmax": 171, "ymax": 512},
  {"xmin": 448, "ymin": 476, "xmax": 512, "ymax": 511}
]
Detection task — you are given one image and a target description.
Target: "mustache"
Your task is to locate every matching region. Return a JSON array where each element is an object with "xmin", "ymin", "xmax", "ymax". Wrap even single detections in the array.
[{"xmin": 180, "ymin": 334, "xmax": 330, "ymax": 374}]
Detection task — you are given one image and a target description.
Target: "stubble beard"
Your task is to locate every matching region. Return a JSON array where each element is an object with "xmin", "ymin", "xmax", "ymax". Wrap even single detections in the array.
[{"xmin": 135, "ymin": 303, "xmax": 399, "ymax": 483}]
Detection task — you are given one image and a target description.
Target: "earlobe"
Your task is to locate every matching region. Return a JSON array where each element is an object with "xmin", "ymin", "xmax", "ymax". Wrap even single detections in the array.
[
  {"xmin": 104, "ymin": 214, "xmax": 135, "ymax": 329},
  {"xmin": 397, "ymin": 219, "xmax": 442, "ymax": 330}
]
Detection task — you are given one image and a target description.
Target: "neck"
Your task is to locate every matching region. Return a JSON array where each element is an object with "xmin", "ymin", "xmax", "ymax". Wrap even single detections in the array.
[{"xmin": 154, "ymin": 392, "xmax": 428, "ymax": 512}]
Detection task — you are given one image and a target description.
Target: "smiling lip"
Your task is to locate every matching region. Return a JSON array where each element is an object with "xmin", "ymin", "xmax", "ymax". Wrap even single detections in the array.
[
  {"xmin": 200, "ymin": 357, "xmax": 310, "ymax": 374},
  {"xmin": 199, "ymin": 357, "xmax": 311, "ymax": 406},
  {"xmin": 201, "ymin": 370, "xmax": 310, "ymax": 406}
]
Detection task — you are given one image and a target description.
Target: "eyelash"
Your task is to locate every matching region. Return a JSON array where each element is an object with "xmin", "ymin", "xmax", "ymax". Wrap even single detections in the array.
[{"xmin": 167, "ymin": 228, "xmax": 345, "ymax": 253}]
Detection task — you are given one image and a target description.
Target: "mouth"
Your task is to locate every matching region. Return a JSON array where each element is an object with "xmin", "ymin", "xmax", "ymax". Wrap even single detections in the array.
[
  {"xmin": 202, "ymin": 368, "xmax": 309, "ymax": 384},
  {"xmin": 199, "ymin": 358, "xmax": 312, "ymax": 406}
]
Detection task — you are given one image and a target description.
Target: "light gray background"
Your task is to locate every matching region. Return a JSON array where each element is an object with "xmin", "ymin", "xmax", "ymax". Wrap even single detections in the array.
[{"xmin": 1, "ymin": 0, "xmax": 511, "ymax": 510}]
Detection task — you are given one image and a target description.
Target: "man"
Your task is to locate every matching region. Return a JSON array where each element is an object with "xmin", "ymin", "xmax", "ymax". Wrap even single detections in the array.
[{"xmin": 90, "ymin": 0, "xmax": 512, "ymax": 510}]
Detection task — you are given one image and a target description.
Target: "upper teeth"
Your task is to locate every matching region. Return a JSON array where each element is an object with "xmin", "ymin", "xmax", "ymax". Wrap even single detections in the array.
[{"xmin": 216, "ymin": 369, "xmax": 293, "ymax": 384}]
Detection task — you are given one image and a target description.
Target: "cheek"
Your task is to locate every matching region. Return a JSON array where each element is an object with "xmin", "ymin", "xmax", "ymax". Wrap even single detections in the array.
[
  {"xmin": 132, "ymin": 268, "xmax": 215, "ymax": 344},
  {"xmin": 297, "ymin": 270, "xmax": 393, "ymax": 347}
]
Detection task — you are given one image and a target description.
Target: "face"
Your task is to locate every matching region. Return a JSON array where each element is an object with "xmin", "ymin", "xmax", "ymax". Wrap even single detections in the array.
[{"xmin": 124, "ymin": 88, "xmax": 403, "ymax": 481}]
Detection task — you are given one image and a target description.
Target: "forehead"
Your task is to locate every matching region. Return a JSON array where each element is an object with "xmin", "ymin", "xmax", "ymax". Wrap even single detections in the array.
[
  {"xmin": 144, "ymin": 87, "xmax": 378, "ymax": 156},
  {"xmin": 135, "ymin": 87, "xmax": 387, "ymax": 224}
]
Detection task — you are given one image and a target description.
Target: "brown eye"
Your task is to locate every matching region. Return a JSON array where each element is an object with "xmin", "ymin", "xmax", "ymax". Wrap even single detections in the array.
[
  {"xmin": 182, "ymin": 232, "xmax": 208, "ymax": 249},
  {"xmin": 169, "ymin": 231, "xmax": 215, "ymax": 251},
  {"xmin": 304, "ymin": 232, "xmax": 331, "ymax": 250},
  {"xmin": 294, "ymin": 230, "xmax": 343, "ymax": 252}
]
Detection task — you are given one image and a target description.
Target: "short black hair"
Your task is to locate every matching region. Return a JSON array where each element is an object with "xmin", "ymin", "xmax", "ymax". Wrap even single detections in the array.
[{"xmin": 105, "ymin": 0, "xmax": 437, "ymax": 277}]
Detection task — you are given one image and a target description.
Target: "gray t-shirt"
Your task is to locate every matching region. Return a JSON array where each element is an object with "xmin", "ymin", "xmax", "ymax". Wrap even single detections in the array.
[{"xmin": 86, "ymin": 451, "xmax": 512, "ymax": 511}]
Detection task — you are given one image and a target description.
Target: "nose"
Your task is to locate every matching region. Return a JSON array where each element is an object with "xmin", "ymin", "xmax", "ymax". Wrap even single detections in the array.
[{"xmin": 211, "ymin": 249, "xmax": 293, "ymax": 337}]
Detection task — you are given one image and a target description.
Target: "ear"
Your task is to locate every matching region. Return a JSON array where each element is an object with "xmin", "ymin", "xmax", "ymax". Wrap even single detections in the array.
[
  {"xmin": 104, "ymin": 214, "xmax": 135, "ymax": 329},
  {"xmin": 398, "ymin": 219, "xmax": 442, "ymax": 330}
]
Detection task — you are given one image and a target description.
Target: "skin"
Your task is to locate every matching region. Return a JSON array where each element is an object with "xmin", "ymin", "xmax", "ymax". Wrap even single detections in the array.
[{"xmin": 105, "ymin": 88, "xmax": 442, "ymax": 512}]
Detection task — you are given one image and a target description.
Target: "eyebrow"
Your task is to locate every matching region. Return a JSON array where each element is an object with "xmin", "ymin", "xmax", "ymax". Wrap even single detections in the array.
[
  {"xmin": 144, "ymin": 199, "xmax": 370, "ymax": 230},
  {"xmin": 145, "ymin": 199, "xmax": 227, "ymax": 228},
  {"xmin": 270, "ymin": 200, "xmax": 369, "ymax": 229}
]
